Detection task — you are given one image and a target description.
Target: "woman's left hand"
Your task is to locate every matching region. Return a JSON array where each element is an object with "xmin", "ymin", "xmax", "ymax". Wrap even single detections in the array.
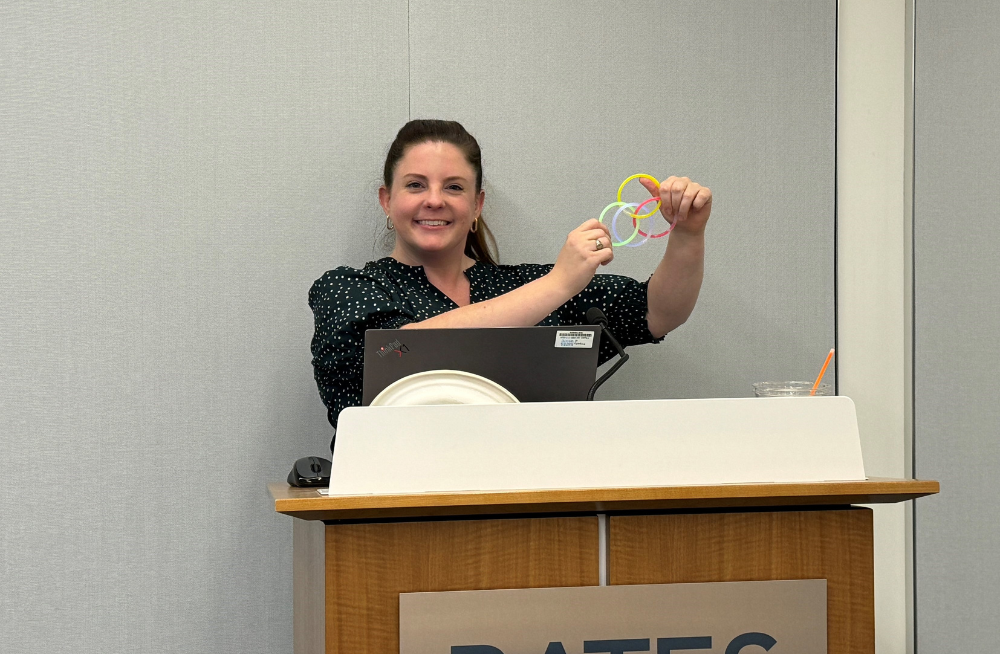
[{"xmin": 639, "ymin": 176, "xmax": 712, "ymax": 236}]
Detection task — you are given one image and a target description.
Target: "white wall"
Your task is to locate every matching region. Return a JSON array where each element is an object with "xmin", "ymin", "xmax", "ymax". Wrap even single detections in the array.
[{"xmin": 837, "ymin": 1, "xmax": 912, "ymax": 653}]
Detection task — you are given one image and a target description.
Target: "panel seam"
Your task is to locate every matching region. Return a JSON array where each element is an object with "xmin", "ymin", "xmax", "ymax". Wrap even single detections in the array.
[
  {"xmin": 407, "ymin": 0, "xmax": 411, "ymax": 120},
  {"xmin": 911, "ymin": 0, "xmax": 919, "ymax": 650},
  {"xmin": 833, "ymin": 0, "xmax": 840, "ymax": 394}
]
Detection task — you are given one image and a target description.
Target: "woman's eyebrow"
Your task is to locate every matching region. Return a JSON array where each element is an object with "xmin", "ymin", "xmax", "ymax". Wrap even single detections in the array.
[{"xmin": 401, "ymin": 173, "xmax": 470, "ymax": 183}]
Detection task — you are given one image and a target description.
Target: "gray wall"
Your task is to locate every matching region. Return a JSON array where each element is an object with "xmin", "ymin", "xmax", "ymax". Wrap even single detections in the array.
[
  {"xmin": 1, "ymin": 2, "xmax": 408, "ymax": 651},
  {"xmin": 914, "ymin": 0, "xmax": 1000, "ymax": 649},
  {"xmin": 1, "ymin": 2, "xmax": 835, "ymax": 651},
  {"xmin": 409, "ymin": 0, "xmax": 836, "ymax": 400}
]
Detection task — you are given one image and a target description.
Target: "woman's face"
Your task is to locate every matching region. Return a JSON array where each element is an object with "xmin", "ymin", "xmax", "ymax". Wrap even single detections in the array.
[{"xmin": 379, "ymin": 141, "xmax": 484, "ymax": 263}]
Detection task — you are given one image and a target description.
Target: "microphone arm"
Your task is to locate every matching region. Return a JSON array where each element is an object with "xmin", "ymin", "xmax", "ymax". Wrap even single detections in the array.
[{"xmin": 585, "ymin": 307, "xmax": 630, "ymax": 401}]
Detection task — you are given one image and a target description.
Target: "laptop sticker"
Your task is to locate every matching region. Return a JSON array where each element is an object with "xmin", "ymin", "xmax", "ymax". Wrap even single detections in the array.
[{"xmin": 555, "ymin": 330, "xmax": 596, "ymax": 348}]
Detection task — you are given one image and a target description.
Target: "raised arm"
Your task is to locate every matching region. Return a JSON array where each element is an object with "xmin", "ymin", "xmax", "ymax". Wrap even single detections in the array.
[
  {"xmin": 402, "ymin": 219, "xmax": 615, "ymax": 329},
  {"xmin": 639, "ymin": 176, "xmax": 711, "ymax": 339}
]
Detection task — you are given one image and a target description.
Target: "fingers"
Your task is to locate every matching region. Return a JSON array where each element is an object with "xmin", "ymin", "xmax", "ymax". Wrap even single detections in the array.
[
  {"xmin": 657, "ymin": 176, "xmax": 710, "ymax": 222},
  {"xmin": 568, "ymin": 223, "xmax": 612, "ymax": 248},
  {"xmin": 573, "ymin": 227, "xmax": 614, "ymax": 263},
  {"xmin": 590, "ymin": 235, "xmax": 612, "ymax": 252},
  {"xmin": 638, "ymin": 176, "xmax": 660, "ymax": 198},
  {"xmin": 576, "ymin": 222, "xmax": 612, "ymax": 250},
  {"xmin": 554, "ymin": 221, "xmax": 617, "ymax": 296},
  {"xmin": 658, "ymin": 176, "xmax": 684, "ymax": 219},
  {"xmin": 583, "ymin": 230, "xmax": 614, "ymax": 259},
  {"xmin": 692, "ymin": 186, "xmax": 713, "ymax": 211},
  {"xmin": 592, "ymin": 235, "xmax": 614, "ymax": 265},
  {"xmin": 677, "ymin": 183, "xmax": 699, "ymax": 221},
  {"xmin": 576, "ymin": 218, "xmax": 611, "ymax": 236},
  {"xmin": 580, "ymin": 227, "xmax": 611, "ymax": 242}
]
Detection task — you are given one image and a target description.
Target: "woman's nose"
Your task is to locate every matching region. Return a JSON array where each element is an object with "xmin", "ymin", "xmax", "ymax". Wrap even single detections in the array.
[{"xmin": 424, "ymin": 186, "xmax": 444, "ymax": 207}]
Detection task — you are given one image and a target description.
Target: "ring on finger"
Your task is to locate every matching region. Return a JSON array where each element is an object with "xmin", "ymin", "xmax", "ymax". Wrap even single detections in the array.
[{"xmin": 594, "ymin": 238, "xmax": 604, "ymax": 251}]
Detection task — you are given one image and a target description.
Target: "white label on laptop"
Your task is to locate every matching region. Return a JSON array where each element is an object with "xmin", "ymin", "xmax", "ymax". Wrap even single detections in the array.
[{"xmin": 554, "ymin": 330, "xmax": 595, "ymax": 348}]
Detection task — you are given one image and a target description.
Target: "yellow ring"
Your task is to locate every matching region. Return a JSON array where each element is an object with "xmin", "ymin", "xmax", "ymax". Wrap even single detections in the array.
[{"xmin": 616, "ymin": 174, "xmax": 661, "ymax": 219}]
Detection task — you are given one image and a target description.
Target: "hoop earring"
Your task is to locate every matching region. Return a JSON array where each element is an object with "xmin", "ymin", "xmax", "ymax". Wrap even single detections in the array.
[
  {"xmin": 386, "ymin": 215, "xmax": 394, "ymax": 231},
  {"xmin": 471, "ymin": 217, "xmax": 479, "ymax": 234}
]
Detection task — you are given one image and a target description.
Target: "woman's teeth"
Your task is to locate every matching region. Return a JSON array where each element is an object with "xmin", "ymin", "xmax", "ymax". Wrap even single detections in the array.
[{"xmin": 416, "ymin": 220, "xmax": 448, "ymax": 226}]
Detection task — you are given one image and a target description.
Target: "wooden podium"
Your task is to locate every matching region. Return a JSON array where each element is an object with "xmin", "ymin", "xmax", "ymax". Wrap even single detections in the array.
[{"xmin": 270, "ymin": 477, "xmax": 937, "ymax": 654}]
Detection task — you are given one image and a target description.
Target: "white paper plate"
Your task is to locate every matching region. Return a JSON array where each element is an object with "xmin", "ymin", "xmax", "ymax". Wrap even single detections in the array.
[{"xmin": 370, "ymin": 370, "xmax": 519, "ymax": 407}]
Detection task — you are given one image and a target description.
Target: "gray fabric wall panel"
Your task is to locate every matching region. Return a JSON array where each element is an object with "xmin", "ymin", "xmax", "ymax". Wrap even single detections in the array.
[
  {"xmin": 0, "ymin": 2, "xmax": 408, "ymax": 652},
  {"xmin": 914, "ymin": 1, "xmax": 1000, "ymax": 649},
  {"xmin": 1, "ymin": 1, "xmax": 839, "ymax": 651},
  {"xmin": 408, "ymin": 0, "xmax": 837, "ymax": 401}
]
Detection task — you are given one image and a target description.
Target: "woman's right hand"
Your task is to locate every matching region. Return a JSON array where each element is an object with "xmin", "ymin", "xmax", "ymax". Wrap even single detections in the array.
[{"xmin": 548, "ymin": 219, "xmax": 615, "ymax": 297}]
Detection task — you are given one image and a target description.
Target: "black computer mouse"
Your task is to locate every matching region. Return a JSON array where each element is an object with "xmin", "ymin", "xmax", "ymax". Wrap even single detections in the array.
[{"xmin": 287, "ymin": 456, "xmax": 332, "ymax": 487}]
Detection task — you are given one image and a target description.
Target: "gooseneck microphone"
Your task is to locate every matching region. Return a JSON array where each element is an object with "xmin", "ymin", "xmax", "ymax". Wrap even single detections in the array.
[{"xmin": 585, "ymin": 307, "xmax": 630, "ymax": 400}]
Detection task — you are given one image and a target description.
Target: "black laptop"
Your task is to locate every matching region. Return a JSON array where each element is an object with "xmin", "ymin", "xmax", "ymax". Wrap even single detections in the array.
[{"xmin": 361, "ymin": 326, "xmax": 602, "ymax": 404}]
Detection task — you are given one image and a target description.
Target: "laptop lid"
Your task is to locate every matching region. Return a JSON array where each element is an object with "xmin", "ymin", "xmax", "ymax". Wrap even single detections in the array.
[{"xmin": 362, "ymin": 326, "xmax": 602, "ymax": 405}]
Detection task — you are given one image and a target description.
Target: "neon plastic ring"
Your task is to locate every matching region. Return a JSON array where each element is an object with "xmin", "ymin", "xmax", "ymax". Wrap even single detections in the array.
[
  {"xmin": 613, "ymin": 207, "xmax": 650, "ymax": 248},
  {"xmin": 612, "ymin": 198, "xmax": 658, "ymax": 248},
  {"xmin": 599, "ymin": 201, "xmax": 640, "ymax": 246},
  {"xmin": 635, "ymin": 209, "xmax": 677, "ymax": 239},
  {"xmin": 610, "ymin": 203, "xmax": 645, "ymax": 247},
  {"xmin": 616, "ymin": 174, "xmax": 661, "ymax": 219}
]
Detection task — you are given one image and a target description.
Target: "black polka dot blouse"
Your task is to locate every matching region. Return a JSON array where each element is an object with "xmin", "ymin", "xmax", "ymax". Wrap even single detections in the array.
[{"xmin": 309, "ymin": 257, "xmax": 664, "ymax": 438}]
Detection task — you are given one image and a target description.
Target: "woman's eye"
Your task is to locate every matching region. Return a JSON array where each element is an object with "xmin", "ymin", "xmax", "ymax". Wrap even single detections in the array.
[
  {"xmin": 405, "ymin": 181, "xmax": 423, "ymax": 189},
  {"xmin": 447, "ymin": 184, "xmax": 464, "ymax": 191}
]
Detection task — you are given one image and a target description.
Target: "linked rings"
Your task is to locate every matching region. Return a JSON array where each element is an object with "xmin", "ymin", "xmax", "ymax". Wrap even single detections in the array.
[{"xmin": 598, "ymin": 175, "xmax": 676, "ymax": 248}]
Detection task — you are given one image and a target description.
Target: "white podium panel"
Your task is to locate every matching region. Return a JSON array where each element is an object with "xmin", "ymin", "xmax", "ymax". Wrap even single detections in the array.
[{"xmin": 330, "ymin": 397, "xmax": 866, "ymax": 496}]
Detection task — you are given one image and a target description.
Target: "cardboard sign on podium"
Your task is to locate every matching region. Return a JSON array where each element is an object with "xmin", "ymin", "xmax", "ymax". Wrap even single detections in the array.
[{"xmin": 329, "ymin": 396, "xmax": 866, "ymax": 496}]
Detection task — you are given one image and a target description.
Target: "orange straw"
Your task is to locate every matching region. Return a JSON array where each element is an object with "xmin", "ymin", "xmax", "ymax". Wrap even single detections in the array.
[{"xmin": 810, "ymin": 348, "xmax": 835, "ymax": 396}]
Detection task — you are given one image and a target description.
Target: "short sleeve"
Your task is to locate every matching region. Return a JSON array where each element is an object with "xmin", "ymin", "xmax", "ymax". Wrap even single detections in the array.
[
  {"xmin": 559, "ymin": 273, "xmax": 664, "ymax": 365},
  {"xmin": 309, "ymin": 267, "xmax": 416, "ymax": 433}
]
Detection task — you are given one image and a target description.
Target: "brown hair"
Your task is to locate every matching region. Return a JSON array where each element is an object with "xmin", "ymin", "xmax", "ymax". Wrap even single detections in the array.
[{"xmin": 383, "ymin": 119, "xmax": 499, "ymax": 265}]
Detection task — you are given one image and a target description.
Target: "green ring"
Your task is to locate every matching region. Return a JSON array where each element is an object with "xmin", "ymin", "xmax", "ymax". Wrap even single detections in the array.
[{"xmin": 599, "ymin": 201, "xmax": 640, "ymax": 246}]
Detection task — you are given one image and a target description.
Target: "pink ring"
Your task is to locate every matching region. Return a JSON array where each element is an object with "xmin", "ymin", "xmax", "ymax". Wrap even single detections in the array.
[{"xmin": 635, "ymin": 198, "xmax": 676, "ymax": 239}]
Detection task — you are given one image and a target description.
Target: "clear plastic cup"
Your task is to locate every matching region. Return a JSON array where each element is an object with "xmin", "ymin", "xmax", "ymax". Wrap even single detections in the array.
[{"xmin": 752, "ymin": 381, "xmax": 833, "ymax": 397}]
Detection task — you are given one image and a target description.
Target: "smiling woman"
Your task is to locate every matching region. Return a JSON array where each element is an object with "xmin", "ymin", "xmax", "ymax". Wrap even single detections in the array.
[{"xmin": 309, "ymin": 120, "xmax": 712, "ymax": 448}]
